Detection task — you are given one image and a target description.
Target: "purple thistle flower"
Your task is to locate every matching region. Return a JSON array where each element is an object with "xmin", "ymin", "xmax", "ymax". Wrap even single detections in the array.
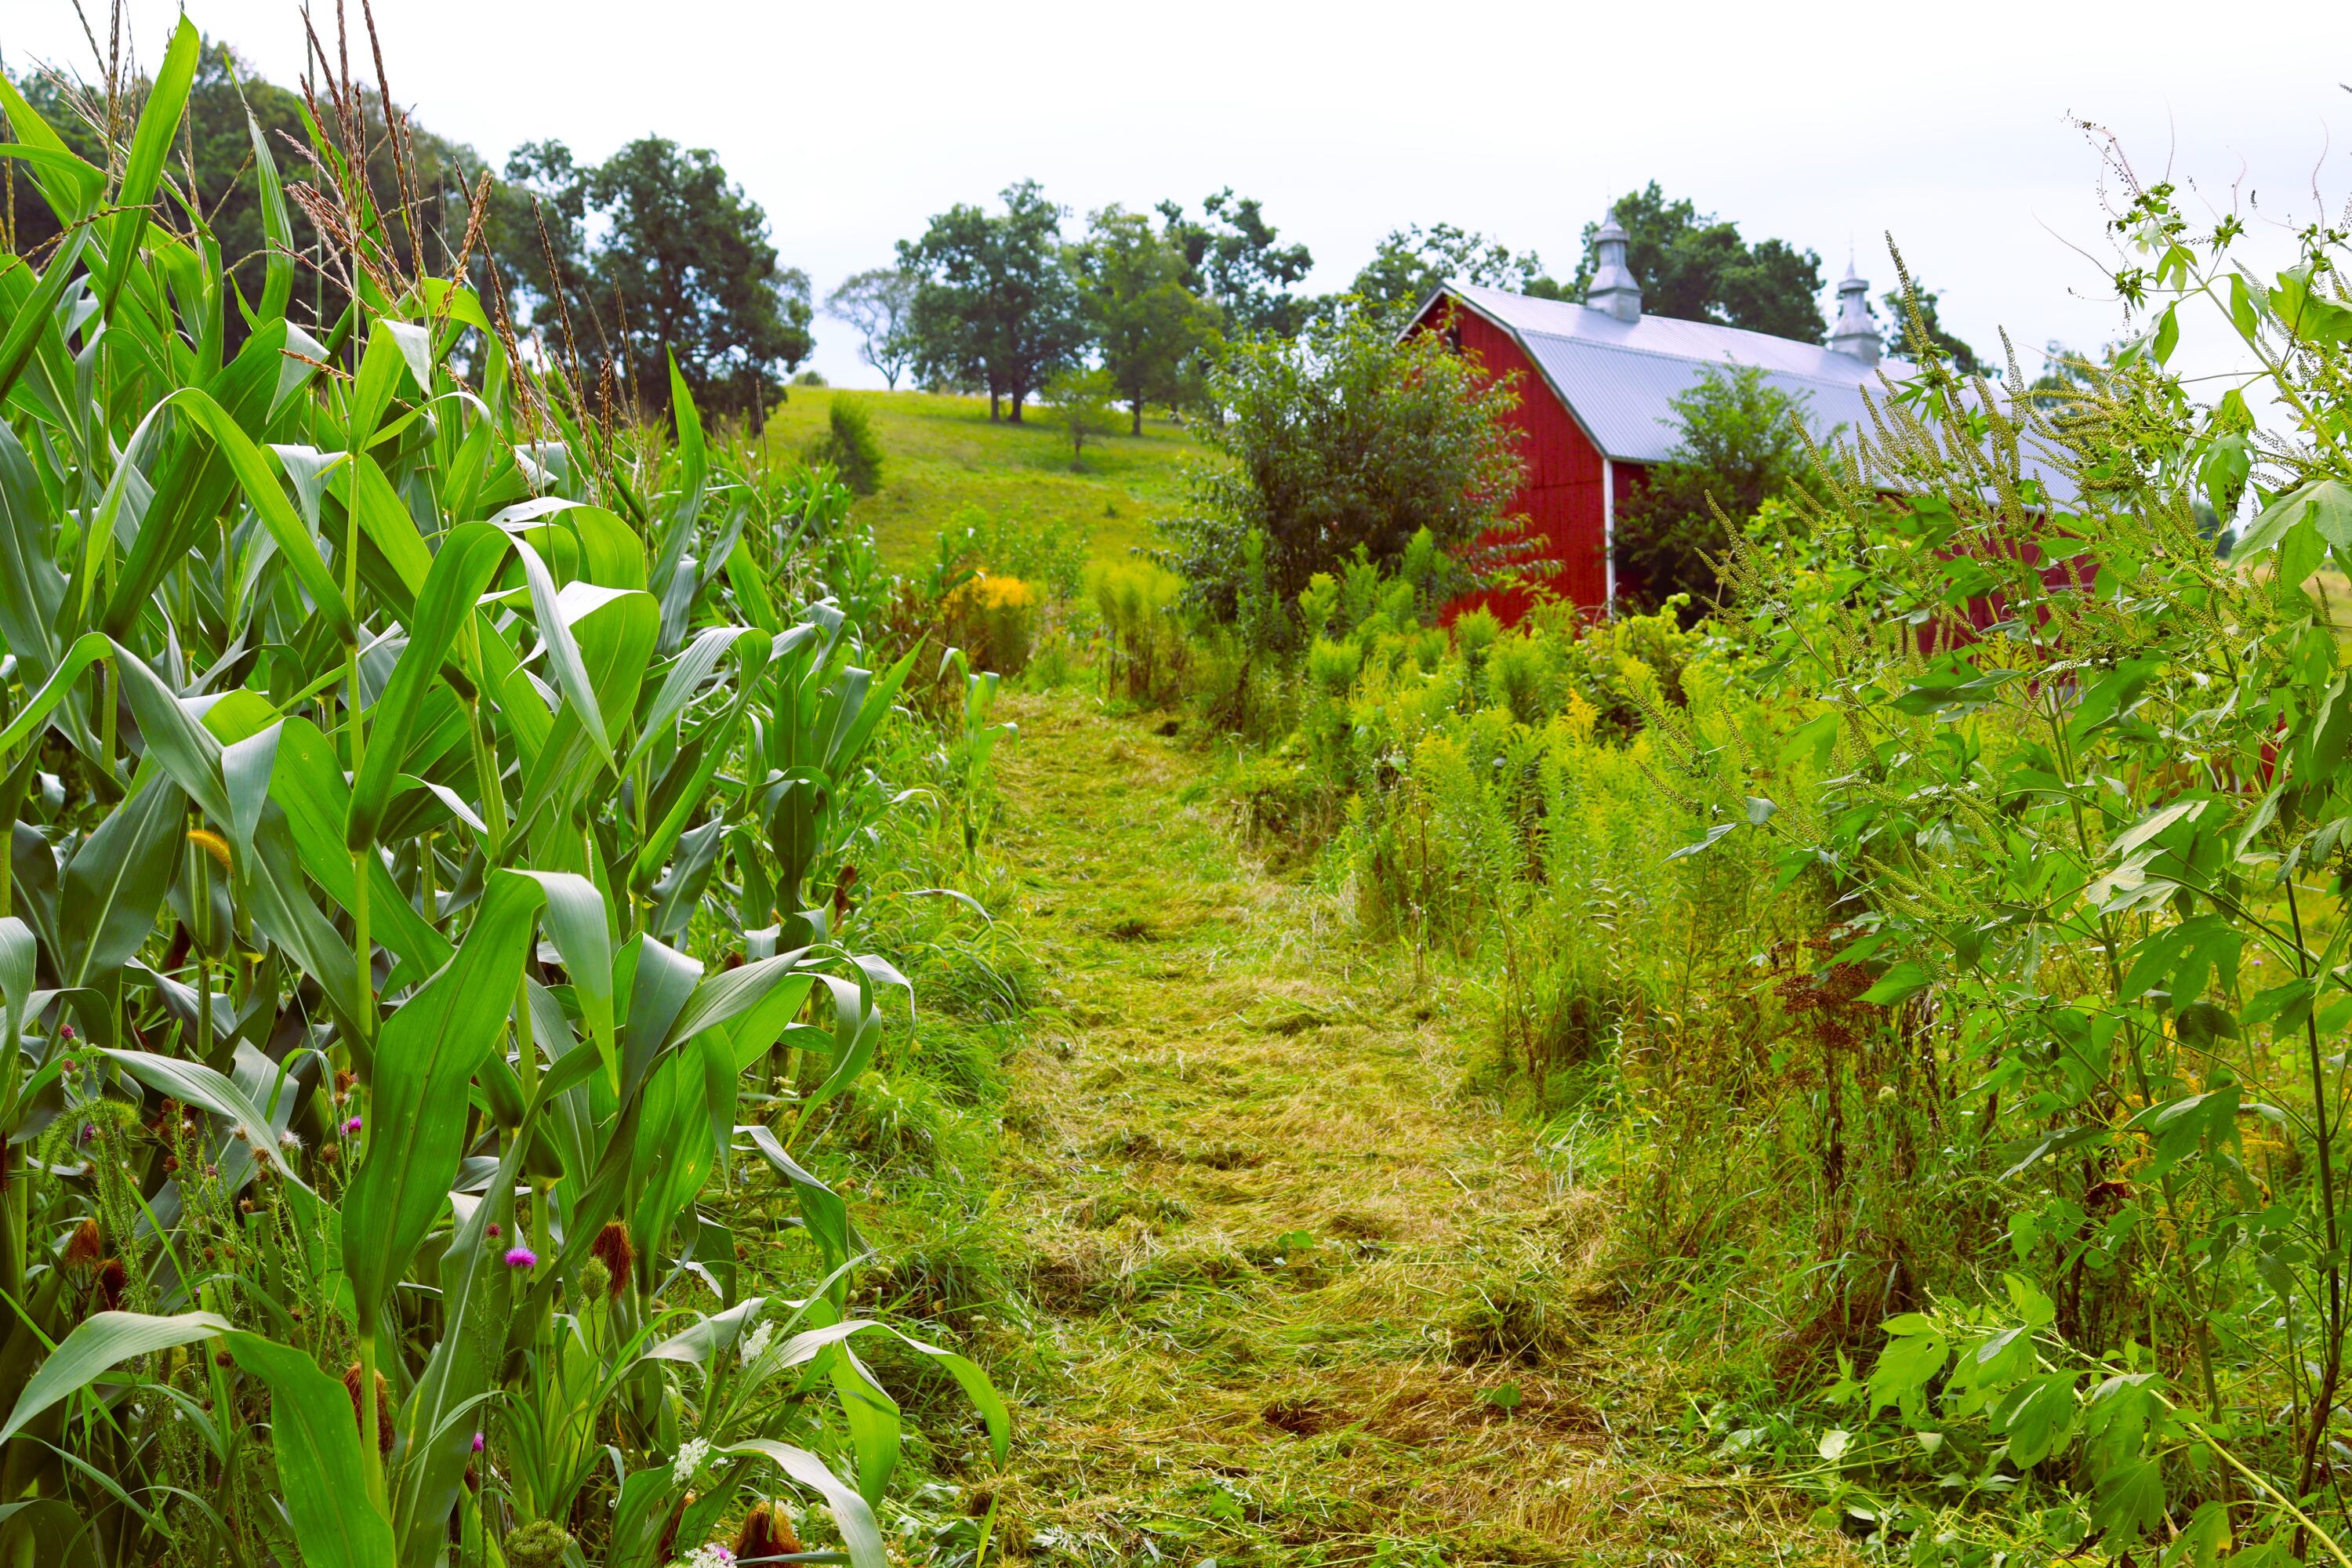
[
  {"xmin": 343, "ymin": 1116, "xmax": 362, "ymax": 1135},
  {"xmin": 470, "ymin": 1430, "xmax": 485, "ymax": 1454},
  {"xmin": 503, "ymin": 1246, "xmax": 538, "ymax": 1269},
  {"xmin": 486, "ymin": 1223, "xmax": 501, "ymax": 1238}
]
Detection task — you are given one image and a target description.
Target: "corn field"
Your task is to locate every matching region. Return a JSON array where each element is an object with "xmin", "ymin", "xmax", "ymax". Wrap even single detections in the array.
[{"xmin": 0, "ymin": 16, "xmax": 1000, "ymax": 1566}]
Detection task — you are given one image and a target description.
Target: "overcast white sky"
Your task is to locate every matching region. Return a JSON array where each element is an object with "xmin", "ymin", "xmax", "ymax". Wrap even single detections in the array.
[{"xmin": 6, "ymin": 0, "xmax": 2351, "ymax": 392}]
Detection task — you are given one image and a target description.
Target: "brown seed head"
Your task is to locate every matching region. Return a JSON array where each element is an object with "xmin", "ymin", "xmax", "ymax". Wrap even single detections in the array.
[
  {"xmin": 589, "ymin": 1221, "xmax": 633, "ymax": 1295},
  {"xmin": 735, "ymin": 1501, "xmax": 804, "ymax": 1561},
  {"xmin": 64, "ymin": 1218, "xmax": 104, "ymax": 1271},
  {"xmin": 96, "ymin": 1258, "xmax": 128, "ymax": 1310},
  {"xmin": 341, "ymin": 1363, "xmax": 394, "ymax": 1454}
]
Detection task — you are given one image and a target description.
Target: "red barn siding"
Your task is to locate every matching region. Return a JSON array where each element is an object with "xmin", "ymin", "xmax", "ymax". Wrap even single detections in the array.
[{"xmin": 1411, "ymin": 297, "xmax": 1621, "ymax": 624}]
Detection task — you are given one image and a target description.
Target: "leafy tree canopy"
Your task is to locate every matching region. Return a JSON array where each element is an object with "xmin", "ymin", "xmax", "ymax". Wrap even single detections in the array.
[
  {"xmin": 1350, "ymin": 222, "xmax": 1563, "ymax": 314},
  {"xmin": 1571, "ymin": 183, "xmax": 1824, "ymax": 341},
  {"xmin": 1613, "ymin": 361, "xmax": 1819, "ymax": 619},
  {"xmin": 1156, "ymin": 189, "xmax": 1315, "ymax": 338},
  {"xmin": 495, "ymin": 136, "xmax": 811, "ymax": 425},
  {"xmin": 1159, "ymin": 304, "xmax": 1526, "ymax": 619},
  {"xmin": 897, "ymin": 180, "xmax": 1086, "ymax": 423},
  {"xmin": 1070, "ymin": 206, "xmax": 1219, "ymax": 433}
]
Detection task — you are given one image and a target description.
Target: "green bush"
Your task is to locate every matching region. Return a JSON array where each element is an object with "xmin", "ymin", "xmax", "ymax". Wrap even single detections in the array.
[
  {"xmin": 807, "ymin": 395, "xmax": 887, "ymax": 494},
  {"xmin": 1156, "ymin": 306, "xmax": 1524, "ymax": 622}
]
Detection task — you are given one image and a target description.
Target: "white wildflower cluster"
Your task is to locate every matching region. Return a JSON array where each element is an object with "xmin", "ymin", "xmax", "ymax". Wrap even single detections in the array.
[
  {"xmin": 738, "ymin": 1320, "xmax": 774, "ymax": 1368},
  {"xmin": 670, "ymin": 1436, "xmax": 710, "ymax": 1486},
  {"xmin": 677, "ymin": 1545, "xmax": 735, "ymax": 1568}
]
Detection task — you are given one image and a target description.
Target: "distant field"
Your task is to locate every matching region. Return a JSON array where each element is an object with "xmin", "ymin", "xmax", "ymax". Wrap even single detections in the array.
[{"xmin": 750, "ymin": 387, "xmax": 1208, "ymax": 572}]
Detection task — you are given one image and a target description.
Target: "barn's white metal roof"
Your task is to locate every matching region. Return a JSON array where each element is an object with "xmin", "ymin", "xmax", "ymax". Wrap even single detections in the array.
[
  {"xmin": 1432, "ymin": 281, "xmax": 2077, "ymax": 504},
  {"xmin": 1443, "ymin": 282, "xmax": 1904, "ymax": 466}
]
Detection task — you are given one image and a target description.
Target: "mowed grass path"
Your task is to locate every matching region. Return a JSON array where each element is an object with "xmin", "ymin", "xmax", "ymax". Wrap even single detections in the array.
[
  {"xmin": 977, "ymin": 693, "xmax": 1849, "ymax": 1566},
  {"xmin": 750, "ymin": 389, "xmax": 1203, "ymax": 571}
]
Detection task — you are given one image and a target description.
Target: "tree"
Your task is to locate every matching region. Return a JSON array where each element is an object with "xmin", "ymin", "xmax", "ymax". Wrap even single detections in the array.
[
  {"xmin": 494, "ymin": 136, "xmax": 811, "ymax": 423},
  {"xmin": 1047, "ymin": 367, "xmax": 1120, "ymax": 471},
  {"xmin": 1350, "ymin": 222, "xmax": 1561, "ymax": 314},
  {"xmin": 824, "ymin": 267, "xmax": 918, "ymax": 389},
  {"xmin": 1613, "ymin": 362, "xmax": 1817, "ymax": 619},
  {"xmin": 1159, "ymin": 304, "xmax": 1526, "ymax": 618},
  {"xmin": 1156, "ymin": 189, "xmax": 1316, "ymax": 338},
  {"xmin": 7, "ymin": 38, "xmax": 487, "ymax": 344},
  {"xmin": 897, "ymin": 180, "xmax": 1086, "ymax": 423},
  {"xmin": 1071, "ymin": 207, "xmax": 1218, "ymax": 433},
  {"xmin": 1882, "ymin": 282, "xmax": 1983, "ymax": 375},
  {"xmin": 1570, "ymin": 183, "xmax": 1824, "ymax": 340}
]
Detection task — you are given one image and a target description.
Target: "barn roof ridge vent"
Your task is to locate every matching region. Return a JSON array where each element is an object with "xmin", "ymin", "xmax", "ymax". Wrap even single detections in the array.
[
  {"xmin": 1827, "ymin": 261, "xmax": 1880, "ymax": 366},
  {"xmin": 1585, "ymin": 215, "xmax": 1641, "ymax": 323}
]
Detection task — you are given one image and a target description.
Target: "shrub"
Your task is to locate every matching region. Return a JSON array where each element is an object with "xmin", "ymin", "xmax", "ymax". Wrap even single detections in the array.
[
  {"xmin": 1156, "ymin": 304, "xmax": 1525, "ymax": 621},
  {"xmin": 1612, "ymin": 361, "xmax": 1816, "ymax": 619},
  {"xmin": 807, "ymin": 395, "xmax": 886, "ymax": 494},
  {"xmin": 944, "ymin": 575, "xmax": 1039, "ymax": 674}
]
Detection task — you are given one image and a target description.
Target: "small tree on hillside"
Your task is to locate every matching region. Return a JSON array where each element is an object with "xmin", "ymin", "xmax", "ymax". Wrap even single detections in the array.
[
  {"xmin": 1047, "ymin": 368, "xmax": 1120, "ymax": 471},
  {"xmin": 897, "ymin": 181, "xmax": 1087, "ymax": 422},
  {"xmin": 1613, "ymin": 362, "xmax": 1817, "ymax": 619},
  {"xmin": 1159, "ymin": 304, "xmax": 1525, "ymax": 621},
  {"xmin": 1072, "ymin": 206, "xmax": 1219, "ymax": 433},
  {"xmin": 825, "ymin": 268, "xmax": 919, "ymax": 388}
]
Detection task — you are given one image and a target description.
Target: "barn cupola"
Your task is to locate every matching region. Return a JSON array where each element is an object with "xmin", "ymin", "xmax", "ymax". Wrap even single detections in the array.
[
  {"xmin": 1828, "ymin": 263, "xmax": 1880, "ymax": 365},
  {"xmin": 1585, "ymin": 216, "xmax": 1641, "ymax": 323}
]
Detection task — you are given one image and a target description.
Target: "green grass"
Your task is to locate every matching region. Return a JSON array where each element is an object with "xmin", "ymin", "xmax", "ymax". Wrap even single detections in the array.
[
  {"xmin": 913, "ymin": 691, "xmax": 1857, "ymax": 1566},
  {"xmin": 752, "ymin": 387, "xmax": 1208, "ymax": 571}
]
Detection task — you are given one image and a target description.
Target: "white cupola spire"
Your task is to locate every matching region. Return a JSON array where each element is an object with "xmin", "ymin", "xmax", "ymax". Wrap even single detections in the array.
[
  {"xmin": 1585, "ymin": 216, "xmax": 1641, "ymax": 323},
  {"xmin": 1828, "ymin": 262, "xmax": 1879, "ymax": 365}
]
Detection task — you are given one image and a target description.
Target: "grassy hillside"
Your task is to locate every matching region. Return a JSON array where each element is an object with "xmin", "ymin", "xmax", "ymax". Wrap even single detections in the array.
[{"xmin": 751, "ymin": 386, "xmax": 1207, "ymax": 572}]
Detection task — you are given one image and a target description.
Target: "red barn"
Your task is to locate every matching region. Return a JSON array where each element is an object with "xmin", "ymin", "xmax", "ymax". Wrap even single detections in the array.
[{"xmin": 1409, "ymin": 218, "xmax": 1904, "ymax": 622}]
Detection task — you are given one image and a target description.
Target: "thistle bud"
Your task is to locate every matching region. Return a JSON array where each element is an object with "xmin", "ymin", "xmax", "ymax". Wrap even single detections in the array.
[{"xmin": 503, "ymin": 1520, "xmax": 573, "ymax": 1568}]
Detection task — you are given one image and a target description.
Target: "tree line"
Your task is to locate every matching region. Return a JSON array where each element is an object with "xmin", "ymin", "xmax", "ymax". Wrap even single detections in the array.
[
  {"xmin": 5, "ymin": 37, "xmax": 810, "ymax": 426},
  {"xmin": 5, "ymin": 34, "xmax": 1982, "ymax": 439}
]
